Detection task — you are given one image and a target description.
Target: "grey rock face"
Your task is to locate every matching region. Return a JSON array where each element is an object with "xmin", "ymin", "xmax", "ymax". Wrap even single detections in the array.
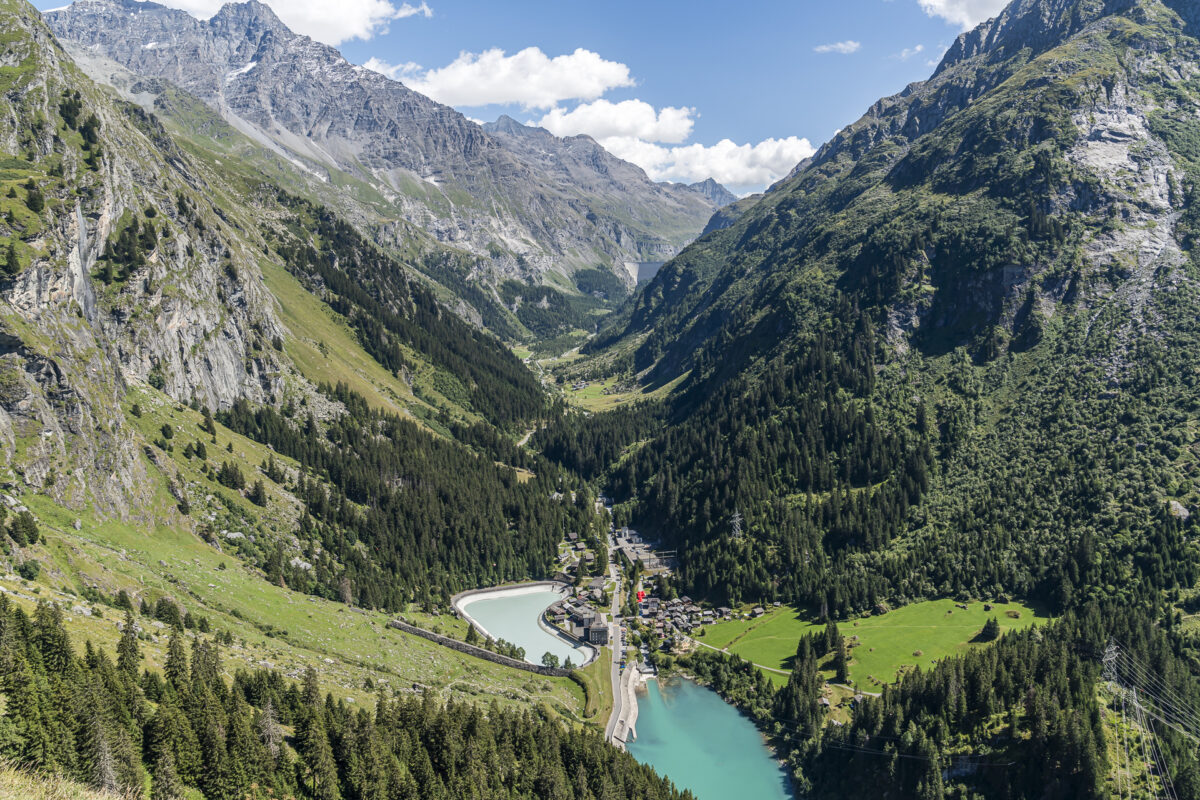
[
  {"xmin": 46, "ymin": 0, "xmax": 731, "ymax": 281},
  {"xmin": 684, "ymin": 178, "xmax": 738, "ymax": 208},
  {"xmin": 0, "ymin": 0, "xmax": 309, "ymax": 513}
]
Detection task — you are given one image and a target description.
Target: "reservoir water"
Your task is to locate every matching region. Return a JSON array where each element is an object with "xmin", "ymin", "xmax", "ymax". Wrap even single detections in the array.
[
  {"xmin": 455, "ymin": 585, "xmax": 593, "ymax": 666},
  {"xmin": 628, "ymin": 677, "xmax": 793, "ymax": 800}
]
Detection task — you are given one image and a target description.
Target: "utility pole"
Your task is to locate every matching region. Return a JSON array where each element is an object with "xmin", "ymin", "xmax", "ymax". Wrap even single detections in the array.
[{"xmin": 731, "ymin": 509, "xmax": 743, "ymax": 539}]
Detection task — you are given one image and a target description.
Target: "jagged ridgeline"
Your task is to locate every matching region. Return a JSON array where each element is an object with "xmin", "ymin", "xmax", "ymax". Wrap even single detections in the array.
[
  {"xmin": 544, "ymin": 0, "xmax": 1200, "ymax": 614},
  {"xmin": 42, "ymin": 0, "xmax": 732, "ymax": 327}
]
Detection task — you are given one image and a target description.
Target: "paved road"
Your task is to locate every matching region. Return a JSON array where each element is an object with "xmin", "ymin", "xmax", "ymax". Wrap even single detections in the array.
[
  {"xmin": 516, "ymin": 426, "xmax": 537, "ymax": 447},
  {"xmin": 603, "ymin": 526, "xmax": 626, "ymax": 746}
]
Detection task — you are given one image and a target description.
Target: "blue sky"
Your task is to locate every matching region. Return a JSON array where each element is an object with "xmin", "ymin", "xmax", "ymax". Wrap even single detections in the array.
[{"xmin": 36, "ymin": 0, "xmax": 1013, "ymax": 191}]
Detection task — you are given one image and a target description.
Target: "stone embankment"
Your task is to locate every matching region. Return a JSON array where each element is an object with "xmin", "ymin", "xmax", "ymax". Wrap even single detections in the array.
[
  {"xmin": 386, "ymin": 618, "xmax": 574, "ymax": 678},
  {"xmin": 450, "ymin": 580, "xmax": 598, "ymax": 667}
]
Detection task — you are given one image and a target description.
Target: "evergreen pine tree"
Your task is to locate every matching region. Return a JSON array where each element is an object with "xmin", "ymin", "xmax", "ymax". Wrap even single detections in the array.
[
  {"xmin": 163, "ymin": 630, "xmax": 188, "ymax": 695},
  {"xmin": 150, "ymin": 749, "xmax": 182, "ymax": 800},
  {"xmin": 3, "ymin": 241, "xmax": 17, "ymax": 276},
  {"xmin": 300, "ymin": 709, "xmax": 341, "ymax": 800},
  {"xmin": 116, "ymin": 611, "xmax": 140, "ymax": 680},
  {"xmin": 833, "ymin": 635, "xmax": 850, "ymax": 684},
  {"xmin": 248, "ymin": 479, "xmax": 268, "ymax": 506},
  {"xmin": 823, "ymin": 621, "xmax": 840, "ymax": 656},
  {"xmin": 81, "ymin": 697, "xmax": 118, "ymax": 794}
]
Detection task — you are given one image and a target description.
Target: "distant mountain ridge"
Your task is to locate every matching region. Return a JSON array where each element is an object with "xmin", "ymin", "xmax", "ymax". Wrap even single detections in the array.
[{"xmin": 44, "ymin": 0, "xmax": 734, "ymax": 285}]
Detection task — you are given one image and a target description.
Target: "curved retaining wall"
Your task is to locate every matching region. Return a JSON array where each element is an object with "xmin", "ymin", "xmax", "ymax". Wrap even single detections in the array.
[
  {"xmin": 450, "ymin": 581, "xmax": 598, "ymax": 667},
  {"xmin": 536, "ymin": 610, "xmax": 597, "ymax": 664},
  {"xmin": 387, "ymin": 619, "xmax": 575, "ymax": 677},
  {"xmin": 450, "ymin": 580, "xmax": 571, "ymax": 610}
]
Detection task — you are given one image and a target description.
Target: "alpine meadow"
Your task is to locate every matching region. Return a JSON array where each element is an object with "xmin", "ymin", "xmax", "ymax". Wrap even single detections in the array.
[{"xmin": 0, "ymin": 0, "xmax": 1199, "ymax": 798}]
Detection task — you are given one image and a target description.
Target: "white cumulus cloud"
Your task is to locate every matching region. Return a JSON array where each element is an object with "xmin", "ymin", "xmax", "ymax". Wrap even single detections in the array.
[
  {"xmin": 535, "ymin": 99, "xmax": 695, "ymax": 144},
  {"xmin": 814, "ymin": 40, "xmax": 861, "ymax": 54},
  {"xmin": 142, "ymin": 0, "xmax": 432, "ymax": 45},
  {"xmin": 600, "ymin": 135, "xmax": 816, "ymax": 195},
  {"xmin": 367, "ymin": 43, "xmax": 808, "ymax": 192},
  {"xmin": 918, "ymin": 0, "xmax": 1009, "ymax": 30},
  {"xmin": 897, "ymin": 44, "xmax": 925, "ymax": 60},
  {"xmin": 402, "ymin": 47, "xmax": 635, "ymax": 110},
  {"xmin": 362, "ymin": 56, "xmax": 421, "ymax": 79}
]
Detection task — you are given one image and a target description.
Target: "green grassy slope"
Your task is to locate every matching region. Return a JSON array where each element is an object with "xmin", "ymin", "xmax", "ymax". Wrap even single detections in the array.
[
  {"xmin": 5, "ymin": 386, "xmax": 586, "ymax": 718},
  {"xmin": 703, "ymin": 599, "xmax": 1045, "ymax": 687}
]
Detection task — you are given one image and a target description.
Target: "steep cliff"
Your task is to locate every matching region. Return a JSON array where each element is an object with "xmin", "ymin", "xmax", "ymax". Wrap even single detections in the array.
[{"xmin": 0, "ymin": 0, "xmax": 296, "ymax": 511}]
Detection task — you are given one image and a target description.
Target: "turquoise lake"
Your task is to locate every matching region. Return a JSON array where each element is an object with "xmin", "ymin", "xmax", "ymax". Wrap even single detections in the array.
[
  {"xmin": 628, "ymin": 677, "xmax": 794, "ymax": 800},
  {"xmin": 456, "ymin": 587, "xmax": 592, "ymax": 666}
]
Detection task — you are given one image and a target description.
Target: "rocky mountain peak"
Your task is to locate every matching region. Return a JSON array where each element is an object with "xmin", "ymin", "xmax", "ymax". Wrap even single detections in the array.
[
  {"xmin": 209, "ymin": 0, "xmax": 288, "ymax": 35},
  {"xmin": 687, "ymin": 178, "xmax": 738, "ymax": 207},
  {"xmin": 933, "ymin": 0, "xmax": 1137, "ymax": 75},
  {"xmin": 46, "ymin": 0, "xmax": 725, "ymax": 289},
  {"xmin": 486, "ymin": 114, "xmax": 535, "ymax": 137}
]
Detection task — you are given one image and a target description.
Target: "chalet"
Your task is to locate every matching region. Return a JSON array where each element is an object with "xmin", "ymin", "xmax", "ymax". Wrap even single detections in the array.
[
  {"xmin": 574, "ymin": 542, "xmax": 587, "ymax": 551},
  {"xmin": 584, "ymin": 552, "xmax": 596, "ymax": 563},
  {"xmin": 717, "ymin": 607, "xmax": 732, "ymax": 619},
  {"xmin": 567, "ymin": 531, "xmax": 579, "ymax": 542},
  {"xmin": 587, "ymin": 577, "xmax": 606, "ymax": 591},
  {"xmin": 751, "ymin": 606, "xmax": 766, "ymax": 618}
]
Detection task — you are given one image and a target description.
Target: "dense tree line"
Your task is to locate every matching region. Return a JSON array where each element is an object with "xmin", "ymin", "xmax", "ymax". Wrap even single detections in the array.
[
  {"xmin": 685, "ymin": 602, "xmax": 1200, "ymax": 799},
  {"xmin": 542, "ymin": 308, "xmax": 936, "ymax": 611},
  {"xmin": 540, "ymin": 272, "xmax": 1200, "ymax": 618},
  {"xmin": 271, "ymin": 193, "xmax": 547, "ymax": 429},
  {"xmin": 218, "ymin": 382, "xmax": 598, "ymax": 609},
  {"xmin": 496, "ymin": 279, "xmax": 610, "ymax": 340},
  {"xmin": 533, "ymin": 401, "xmax": 665, "ymax": 481},
  {"xmin": 0, "ymin": 596, "xmax": 690, "ymax": 799}
]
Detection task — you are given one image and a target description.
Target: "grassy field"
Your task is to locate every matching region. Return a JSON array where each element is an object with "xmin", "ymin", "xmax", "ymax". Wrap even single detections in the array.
[
  {"xmin": 5, "ymin": 387, "xmax": 587, "ymax": 721},
  {"xmin": 702, "ymin": 599, "xmax": 1047, "ymax": 688},
  {"xmin": 575, "ymin": 646, "xmax": 614, "ymax": 726},
  {"xmin": 0, "ymin": 765, "xmax": 125, "ymax": 800},
  {"xmin": 259, "ymin": 260, "xmax": 418, "ymax": 416},
  {"xmin": 563, "ymin": 371, "xmax": 690, "ymax": 412}
]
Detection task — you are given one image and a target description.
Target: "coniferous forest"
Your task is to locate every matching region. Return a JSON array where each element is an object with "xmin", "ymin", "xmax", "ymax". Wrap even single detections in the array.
[
  {"xmin": 0, "ymin": 596, "xmax": 688, "ymax": 800},
  {"xmin": 218, "ymin": 383, "xmax": 600, "ymax": 609},
  {"xmin": 683, "ymin": 602, "xmax": 1200, "ymax": 800}
]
